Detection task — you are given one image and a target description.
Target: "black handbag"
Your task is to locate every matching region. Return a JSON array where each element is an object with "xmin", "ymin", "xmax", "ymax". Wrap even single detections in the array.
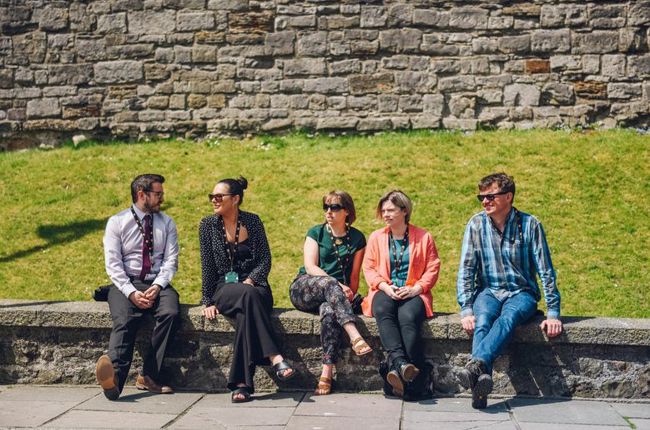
[
  {"xmin": 351, "ymin": 293, "xmax": 364, "ymax": 314},
  {"xmin": 93, "ymin": 285, "xmax": 111, "ymax": 302}
]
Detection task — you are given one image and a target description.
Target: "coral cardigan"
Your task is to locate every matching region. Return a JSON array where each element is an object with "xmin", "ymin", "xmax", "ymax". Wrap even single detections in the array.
[{"xmin": 361, "ymin": 224, "xmax": 441, "ymax": 318}]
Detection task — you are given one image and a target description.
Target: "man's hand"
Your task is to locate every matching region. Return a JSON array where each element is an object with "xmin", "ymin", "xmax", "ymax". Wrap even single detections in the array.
[
  {"xmin": 144, "ymin": 284, "xmax": 161, "ymax": 301},
  {"xmin": 540, "ymin": 318, "xmax": 563, "ymax": 338},
  {"xmin": 339, "ymin": 283, "xmax": 354, "ymax": 301},
  {"xmin": 396, "ymin": 285, "xmax": 422, "ymax": 300},
  {"xmin": 461, "ymin": 315, "xmax": 476, "ymax": 336},
  {"xmin": 129, "ymin": 291, "xmax": 153, "ymax": 309},
  {"xmin": 203, "ymin": 305, "xmax": 219, "ymax": 320}
]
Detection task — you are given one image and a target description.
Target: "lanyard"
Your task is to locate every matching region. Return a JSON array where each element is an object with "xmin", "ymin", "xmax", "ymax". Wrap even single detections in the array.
[
  {"xmin": 389, "ymin": 227, "xmax": 409, "ymax": 275},
  {"xmin": 325, "ymin": 223, "xmax": 353, "ymax": 285},
  {"xmin": 130, "ymin": 208, "xmax": 153, "ymax": 259},
  {"xmin": 221, "ymin": 214, "xmax": 241, "ymax": 272}
]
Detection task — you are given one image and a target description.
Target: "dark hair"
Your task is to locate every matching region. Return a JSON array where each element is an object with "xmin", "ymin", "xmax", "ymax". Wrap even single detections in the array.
[
  {"xmin": 218, "ymin": 176, "xmax": 248, "ymax": 205},
  {"xmin": 376, "ymin": 189, "xmax": 413, "ymax": 224},
  {"xmin": 478, "ymin": 172, "xmax": 516, "ymax": 200},
  {"xmin": 131, "ymin": 174, "xmax": 165, "ymax": 203},
  {"xmin": 323, "ymin": 190, "xmax": 357, "ymax": 224}
]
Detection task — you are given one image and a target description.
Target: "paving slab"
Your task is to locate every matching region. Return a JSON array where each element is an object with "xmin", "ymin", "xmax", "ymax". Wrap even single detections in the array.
[
  {"xmin": 293, "ymin": 392, "xmax": 401, "ymax": 417},
  {"xmin": 43, "ymin": 410, "xmax": 177, "ymax": 429},
  {"xmin": 0, "ymin": 385, "xmax": 98, "ymax": 402},
  {"xmin": 286, "ymin": 415, "xmax": 400, "ymax": 430},
  {"xmin": 630, "ymin": 418, "xmax": 650, "ymax": 430},
  {"xmin": 508, "ymin": 398, "xmax": 630, "ymax": 426},
  {"xmin": 169, "ymin": 406, "xmax": 295, "ymax": 429},
  {"xmin": 403, "ymin": 397, "xmax": 509, "ymax": 413},
  {"xmin": 74, "ymin": 388, "xmax": 203, "ymax": 414},
  {"xmin": 403, "ymin": 420, "xmax": 517, "ymax": 430},
  {"xmin": 610, "ymin": 402, "xmax": 650, "ymax": 419},
  {"xmin": 190, "ymin": 392, "xmax": 304, "ymax": 408},
  {"xmin": 0, "ymin": 400, "xmax": 78, "ymax": 427},
  {"xmin": 519, "ymin": 424, "xmax": 631, "ymax": 430}
]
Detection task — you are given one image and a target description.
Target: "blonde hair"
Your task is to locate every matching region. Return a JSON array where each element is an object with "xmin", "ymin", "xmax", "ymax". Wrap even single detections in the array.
[{"xmin": 376, "ymin": 190, "xmax": 412, "ymax": 224}]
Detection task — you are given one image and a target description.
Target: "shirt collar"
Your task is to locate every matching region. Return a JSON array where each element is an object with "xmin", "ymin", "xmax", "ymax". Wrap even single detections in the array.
[
  {"xmin": 131, "ymin": 204, "xmax": 148, "ymax": 220},
  {"xmin": 486, "ymin": 207, "xmax": 516, "ymax": 236}
]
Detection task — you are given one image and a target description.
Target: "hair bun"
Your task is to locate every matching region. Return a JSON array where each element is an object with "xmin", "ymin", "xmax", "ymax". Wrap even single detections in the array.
[{"xmin": 237, "ymin": 176, "xmax": 248, "ymax": 190}]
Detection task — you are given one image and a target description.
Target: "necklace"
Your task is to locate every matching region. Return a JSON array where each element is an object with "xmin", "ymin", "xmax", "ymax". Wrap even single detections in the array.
[
  {"xmin": 325, "ymin": 223, "xmax": 352, "ymax": 285},
  {"xmin": 220, "ymin": 214, "xmax": 241, "ymax": 274},
  {"xmin": 389, "ymin": 226, "xmax": 409, "ymax": 275}
]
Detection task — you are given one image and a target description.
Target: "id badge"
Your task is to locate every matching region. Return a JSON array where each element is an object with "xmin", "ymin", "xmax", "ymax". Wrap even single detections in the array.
[{"xmin": 225, "ymin": 271, "xmax": 239, "ymax": 283}]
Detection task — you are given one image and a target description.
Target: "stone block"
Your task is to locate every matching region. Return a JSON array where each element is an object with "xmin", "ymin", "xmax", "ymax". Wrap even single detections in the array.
[
  {"xmin": 573, "ymin": 31, "xmax": 619, "ymax": 54},
  {"xmin": 438, "ymin": 76, "xmax": 476, "ymax": 92},
  {"xmin": 628, "ymin": 55, "xmax": 650, "ymax": 77},
  {"xmin": 550, "ymin": 55, "xmax": 582, "ymax": 72},
  {"xmin": 195, "ymin": 31, "xmax": 225, "ymax": 44},
  {"xmin": 330, "ymin": 59, "xmax": 360, "ymax": 75},
  {"xmin": 0, "ymin": 69, "xmax": 13, "ymax": 89},
  {"xmin": 413, "ymin": 10, "xmax": 449, "ymax": 27},
  {"xmin": 316, "ymin": 116, "xmax": 359, "ymax": 130},
  {"xmin": 395, "ymin": 71, "xmax": 436, "ymax": 93},
  {"xmin": 303, "ymin": 78, "xmax": 347, "ymax": 94},
  {"xmin": 230, "ymin": 11, "xmax": 274, "ymax": 34},
  {"xmin": 449, "ymin": 94, "xmax": 475, "ymax": 118},
  {"xmin": 10, "ymin": 32, "xmax": 47, "ymax": 66},
  {"xmin": 360, "ymin": 6, "xmax": 386, "ymax": 28},
  {"xmin": 387, "ymin": 4, "xmax": 413, "ymax": 27},
  {"xmin": 608, "ymin": 83, "xmax": 642, "ymax": 99},
  {"xmin": 379, "ymin": 29, "xmax": 422, "ymax": 53},
  {"xmin": 265, "ymin": 31, "xmax": 295, "ymax": 56},
  {"xmin": 411, "ymin": 115, "xmax": 441, "ymax": 129},
  {"xmin": 37, "ymin": 7, "xmax": 68, "ymax": 31},
  {"xmin": 500, "ymin": 35, "xmax": 530, "ymax": 54},
  {"xmin": 358, "ymin": 118, "xmax": 392, "ymax": 131},
  {"xmin": 192, "ymin": 46, "xmax": 217, "ymax": 63},
  {"xmin": 526, "ymin": 59, "xmax": 550, "ymax": 74},
  {"xmin": 177, "ymin": 12, "xmax": 215, "ymax": 31},
  {"xmin": 531, "ymin": 30, "xmax": 570, "ymax": 53},
  {"xmin": 349, "ymin": 73, "xmax": 394, "ymax": 94},
  {"xmin": 602, "ymin": 55, "xmax": 626, "ymax": 78},
  {"xmin": 94, "ymin": 61, "xmax": 143, "ymax": 84},
  {"xmin": 96, "ymin": 13, "xmax": 127, "ymax": 33},
  {"xmin": 283, "ymin": 58, "xmax": 326, "ymax": 76},
  {"xmin": 378, "ymin": 94, "xmax": 398, "ymax": 112},
  {"xmin": 542, "ymin": 83, "xmax": 575, "ymax": 105},
  {"xmin": 502, "ymin": 4, "xmax": 541, "ymax": 17},
  {"xmin": 146, "ymin": 96, "xmax": 169, "ymax": 109},
  {"xmin": 399, "ymin": 94, "xmax": 422, "ymax": 112},
  {"xmin": 478, "ymin": 89, "xmax": 503, "ymax": 104},
  {"xmin": 207, "ymin": 0, "xmax": 248, "ymax": 11},
  {"xmin": 347, "ymin": 96, "xmax": 376, "ymax": 110},
  {"xmin": 296, "ymin": 31, "xmax": 326, "ymax": 57},
  {"xmin": 48, "ymin": 64, "xmax": 93, "ymax": 85},
  {"xmin": 350, "ymin": 40, "xmax": 378, "ymax": 55},
  {"xmin": 76, "ymin": 37, "xmax": 107, "ymax": 61},
  {"xmin": 173, "ymin": 46, "xmax": 192, "ymax": 63},
  {"xmin": 449, "ymin": 7, "xmax": 488, "ymax": 30},
  {"xmin": 128, "ymin": 10, "xmax": 176, "ymax": 34},
  {"xmin": 26, "ymin": 98, "xmax": 60, "ymax": 119},
  {"xmin": 318, "ymin": 15, "xmax": 359, "ymax": 30},
  {"xmin": 574, "ymin": 81, "xmax": 607, "ymax": 99},
  {"xmin": 629, "ymin": 1, "xmax": 650, "ymax": 26},
  {"xmin": 489, "ymin": 15, "xmax": 514, "ymax": 30},
  {"xmin": 442, "ymin": 117, "xmax": 477, "ymax": 130},
  {"xmin": 504, "ymin": 84, "xmax": 541, "ymax": 106},
  {"xmin": 169, "ymin": 94, "xmax": 185, "ymax": 109},
  {"xmin": 589, "ymin": 5, "xmax": 626, "ymax": 29},
  {"xmin": 188, "ymin": 94, "xmax": 207, "ymax": 108}
]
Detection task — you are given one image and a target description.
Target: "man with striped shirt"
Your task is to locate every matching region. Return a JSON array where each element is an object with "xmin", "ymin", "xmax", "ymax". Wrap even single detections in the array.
[{"xmin": 456, "ymin": 172, "xmax": 562, "ymax": 409}]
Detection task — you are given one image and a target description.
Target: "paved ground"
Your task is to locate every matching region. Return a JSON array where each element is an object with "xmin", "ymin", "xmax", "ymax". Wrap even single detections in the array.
[{"xmin": 0, "ymin": 385, "xmax": 648, "ymax": 429}]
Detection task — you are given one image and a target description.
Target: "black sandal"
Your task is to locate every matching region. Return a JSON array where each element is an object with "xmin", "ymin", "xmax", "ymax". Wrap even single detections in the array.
[
  {"xmin": 273, "ymin": 360, "xmax": 296, "ymax": 381},
  {"xmin": 231, "ymin": 386, "xmax": 252, "ymax": 403}
]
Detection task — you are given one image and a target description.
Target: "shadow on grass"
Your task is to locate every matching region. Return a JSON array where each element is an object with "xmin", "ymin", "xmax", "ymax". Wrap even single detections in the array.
[{"xmin": 0, "ymin": 218, "xmax": 105, "ymax": 263}]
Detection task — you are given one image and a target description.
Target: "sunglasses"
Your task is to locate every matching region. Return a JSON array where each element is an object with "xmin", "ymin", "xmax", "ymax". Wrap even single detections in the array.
[
  {"xmin": 323, "ymin": 204, "xmax": 344, "ymax": 212},
  {"xmin": 208, "ymin": 193, "xmax": 234, "ymax": 202},
  {"xmin": 476, "ymin": 191, "xmax": 509, "ymax": 202}
]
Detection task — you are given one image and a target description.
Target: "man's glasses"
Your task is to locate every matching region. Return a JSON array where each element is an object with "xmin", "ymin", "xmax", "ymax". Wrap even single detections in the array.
[
  {"xmin": 477, "ymin": 191, "xmax": 509, "ymax": 202},
  {"xmin": 146, "ymin": 190, "xmax": 164, "ymax": 198},
  {"xmin": 323, "ymin": 204, "xmax": 344, "ymax": 212},
  {"xmin": 209, "ymin": 193, "xmax": 234, "ymax": 202}
]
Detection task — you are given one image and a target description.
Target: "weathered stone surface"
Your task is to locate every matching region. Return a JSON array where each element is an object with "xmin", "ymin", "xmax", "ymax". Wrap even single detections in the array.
[
  {"xmin": 449, "ymin": 7, "xmax": 488, "ymax": 30},
  {"xmin": 177, "ymin": 12, "xmax": 215, "ymax": 31},
  {"xmin": 283, "ymin": 58, "xmax": 326, "ymax": 76},
  {"xmin": 628, "ymin": 55, "xmax": 650, "ymax": 77},
  {"xmin": 96, "ymin": 13, "xmax": 127, "ymax": 34},
  {"xmin": 542, "ymin": 83, "xmax": 575, "ymax": 105},
  {"xmin": 573, "ymin": 31, "xmax": 619, "ymax": 54},
  {"xmin": 349, "ymin": 73, "xmax": 394, "ymax": 94},
  {"xmin": 531, "ymin": 30, "xmax": 570, "ymax": 53},
  {"xmin": 128, "ymin": 10, "xmax": 176, "ymax": 34},
  {"xmin": 413, "ymin": 10, "xmax": 449, "ymax": 27},
  {"xmin": 303, "ymin": 78, "xmax": 347, "ymax": 94},
  {"xmin": 94, "ymin": 61, "xmax": 143, "ymax": 83},
  {"xmin": 574, "ymin": 81, "xmax": 607, "ymax": 99},
  {"xmin": 526, "ymin": 59, "xmax": 550, "ymax": 74},
  {"xmin": 504, "ymin": 84, "xmax": 541, "ymax": 106},
  {"xmin": 26, "ymin": 98, "xmax": 60, "ymax": 118},
  {"xmin": 628, "ymin": 2, "xmax": 650, "ymax": 26},
  {"xmin": 265, "ymin": 31, "xmax": 295, "ymax": 56},
  {"xmin": 608, "ymin": 83, "xmax": 642, "ymax": 99},
  {"xmin": 36, "ymin": 7, "xmax": 69, "ymax": 31}
]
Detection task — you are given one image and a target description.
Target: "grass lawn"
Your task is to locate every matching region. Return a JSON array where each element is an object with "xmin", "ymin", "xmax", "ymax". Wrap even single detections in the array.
[{"xmin": 0, "ymin": 129, "xmax": 648, "ymax": 318}]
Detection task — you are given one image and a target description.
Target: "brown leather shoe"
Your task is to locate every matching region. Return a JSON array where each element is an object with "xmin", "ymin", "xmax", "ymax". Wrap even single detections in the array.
[
  {"xmin": 95, "ymin": 355, "xmax": 119, "ymax": 401},
  {"xmin": 135, "ymin": 375, "xmax": 173, "ymax": 394}
]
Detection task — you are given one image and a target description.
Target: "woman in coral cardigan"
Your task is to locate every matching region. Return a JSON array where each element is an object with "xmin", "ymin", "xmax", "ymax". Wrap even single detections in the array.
[{"xmin": 362, "ymin": 190, "xmax": 441, "ymax": 399}]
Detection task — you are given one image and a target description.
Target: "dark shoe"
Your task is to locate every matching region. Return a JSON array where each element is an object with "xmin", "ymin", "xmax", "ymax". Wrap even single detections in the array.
[
  {"xmin": 231, "ymin": 386, "xmax": 252, "ymax": 403},
  {"xmin": 471, "ymin": 387, "xmax": 488, "ymax": 409},
  {"xmin": 399, "ymin": 363, "xmax": 420, "ymax": 383},
  {"xmin": 458, "ymin": 359, "xmax": 488, "ymax": 390},
  {"xmin": 273, "ymin": 360, "xmax": 296, "ymax": 381},
  {"xmin": 471, "ymin": 374, "xmax": 493, "ymax": 409},
  {"xmin": 386, "ymin": 369, "xmax": 404, "ymax": 397},
  {"xmin": 135, "ymin": 375, "xmax": 174, "ymax": 394},
  {"xmin": 95, "ymin": 355, "xmax": 119, "ymax": 401}
]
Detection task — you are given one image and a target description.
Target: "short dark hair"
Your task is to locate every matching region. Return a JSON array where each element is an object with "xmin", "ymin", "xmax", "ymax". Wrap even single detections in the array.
[
  {"xmin": 478, "ymin": 172, "xmax": 515, "ymax": 199},
  {"xmin": 376, "ymin": 190, "xmax": 413, "ymax": 224},
  {"xmin": 131, "ymin": 174, "xmax": 165, "ymax": 203},
  {"xmin": 323, "ymin": 190, "xmax": 357, "ymax": 224},
  {"xmin": 218, "ymin": 176, "xmax": 248, "ymax": 205}
]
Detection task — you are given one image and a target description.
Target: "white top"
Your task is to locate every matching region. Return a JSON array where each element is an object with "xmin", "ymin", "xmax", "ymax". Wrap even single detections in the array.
[{"xmin": 103, "ymin": 204, "xmax": 179, "ymax": 298}]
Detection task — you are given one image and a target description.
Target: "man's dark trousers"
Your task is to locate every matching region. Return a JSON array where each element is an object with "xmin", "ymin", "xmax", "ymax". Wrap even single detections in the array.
[{"xmin": 107, "ymin": 279, "xmax": 180, "ymax": 392}]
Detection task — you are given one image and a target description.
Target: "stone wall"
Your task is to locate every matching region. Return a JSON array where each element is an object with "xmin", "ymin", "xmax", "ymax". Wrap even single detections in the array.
[
  {"xmin": 0, "ymin": 1, "xmax": 649, "ymax": 149},
  {"xmin": 1, "ymin": 300, "xmax": 649, "ymax": 398}
]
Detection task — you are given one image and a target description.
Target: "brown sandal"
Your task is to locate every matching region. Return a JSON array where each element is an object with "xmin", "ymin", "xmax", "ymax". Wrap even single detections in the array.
[
  {"xmin": 314, "ymin": 376, "xmax": 332, "ymax": 395},
  {"xmin": 351, "ymin": 337, "xmax": 373, "ymax": 356}
]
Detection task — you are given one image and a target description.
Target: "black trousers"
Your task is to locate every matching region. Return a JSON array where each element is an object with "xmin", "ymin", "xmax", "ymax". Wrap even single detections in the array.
[
  {"xmin": 213, "ymin": 282, "xmax": 280, "ymax": 392},
  {"xmin": 372, "ymin": 290, "xmax": 426, "ymax": 370},
  {"xmin": 107, "ymin": 280, "xmax": 180, "ymax": 392}
]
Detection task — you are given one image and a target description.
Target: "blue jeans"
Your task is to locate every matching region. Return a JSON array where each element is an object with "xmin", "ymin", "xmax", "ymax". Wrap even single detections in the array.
[{"xmin": 472, "ymin": 289, "xmax": 537, "ymax": 374}]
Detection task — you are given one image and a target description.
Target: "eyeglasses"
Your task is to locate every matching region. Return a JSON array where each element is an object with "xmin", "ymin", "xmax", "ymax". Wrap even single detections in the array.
[
  {"xmin": 209, "ymin": 193, "xmax": 234, "ymax": 202},
  {"xmin": 477, "ymin": 191, "xmax": 509, "ymax": 202},
  {"xmin": 323, "ymin": 204, "xmax": 344, "ymax": 212},
  {"xmin": 146, "ymin": 190, "xmax": 164, "ymax": 198}
]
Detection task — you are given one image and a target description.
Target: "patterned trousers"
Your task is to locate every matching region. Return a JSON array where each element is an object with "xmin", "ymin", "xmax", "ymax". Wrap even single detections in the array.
[{"xmin": 290, "ymin": 274, "xmax": 356, "ymax": 364}]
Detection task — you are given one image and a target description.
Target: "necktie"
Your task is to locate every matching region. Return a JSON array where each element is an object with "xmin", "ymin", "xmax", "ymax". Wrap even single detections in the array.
[{"xmin": 139, "ymin": 214, "xmax": 152, "ymax": 280}]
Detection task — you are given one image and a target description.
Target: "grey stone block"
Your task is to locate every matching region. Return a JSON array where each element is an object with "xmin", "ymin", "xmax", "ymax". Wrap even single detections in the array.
[
  {"xmin": 629, "ymin": 55, "xmax": 650, "ymax": 77},
  {"xmin": 94, "ymin": 61, "xmax": 143, "ymax": 83},
  {"xmin": 360, "ymin": 6, "xmax": 386, "ymax": 28},
  {"xmin": 97, "ymin": 13, "xmax": 127, "ymax": 34},
  {"xmin": 316, "ymin": 116, "xmax": 358, "ymax": 130},
  {"xmin": 438, "ymin": 76, "xmax": 476, "ymax": 92},
  {"xmin": 629, "ymin": 1, "xmax": 650, "ymax": 26},
  {"xmin": 128, "ymin": 10, "xmax": 176, "ymax": 34},
  {"xmin": 504, "ymin": 84, "xmax": 541, "ymax": 106},
  {"xmin": 531, "ymin": 30, "xmax": 571, "ymax": 53},
  {"xmin": 303, "ymin": 78, "xmax": 347, "ymax": 94},
  {"xmin": 177, "ymin": 12, "xmax": 215, "ymax": 31},
  {"xmin": 36, "ymin": 7, "xmax": 69, "ymax": 31},
  {"xmin": 283, "ymin": 58, "xmax": 326, "ymax": 76},
  {"xmin": 608, "ymin": 83, "xmax": 642, "ymax": 99},
  {"xmin": 26, "ymin": 98, "xmax": 60, "ymax": 119},
  {"xmin": 449, "ymin": 7, "xmax": 488, "ymax": 30},
  {"xmin": 296, "ymin": 31, "xmax": 326, "ymax": 57},
  {"xmin": 572, "ymin": 31, "xmax": 619, "ymax": 54},
  {"xmin": 413, "ymin": 10, "xmax": 449, "ymax": 27}
]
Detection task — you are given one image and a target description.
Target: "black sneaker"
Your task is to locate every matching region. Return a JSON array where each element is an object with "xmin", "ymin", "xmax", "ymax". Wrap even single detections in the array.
[
  {"xmin": 457, "ymin": 359, "xmax": 487, "ymax": 390},
  {"xmin": 471, "ymin": 373, "xmax": 493, "ymax": 409}
]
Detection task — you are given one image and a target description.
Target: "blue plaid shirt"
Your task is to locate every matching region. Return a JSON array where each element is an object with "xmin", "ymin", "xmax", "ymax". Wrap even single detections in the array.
[{"xmin": 457, "ymin": 208, "xmax": 561, "ymax": 319}]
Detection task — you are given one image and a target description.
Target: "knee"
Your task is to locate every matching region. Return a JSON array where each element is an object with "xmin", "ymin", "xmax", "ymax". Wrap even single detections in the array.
[
  {"xmin": 160, "ymin": 307, "xmax": 179, "ymax": 321},
  {"xmin": 372, "ymin": 298, "xmax": 394, "ymax": 318}
]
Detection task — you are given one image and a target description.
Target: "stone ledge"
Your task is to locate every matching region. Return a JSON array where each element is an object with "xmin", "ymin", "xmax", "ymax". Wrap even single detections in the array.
[{"xmin": 1, "ymin": 299, "xmax": 648, "ymax": 346}]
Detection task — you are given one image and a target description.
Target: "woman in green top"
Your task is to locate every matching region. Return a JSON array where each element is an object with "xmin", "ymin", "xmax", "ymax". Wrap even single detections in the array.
[{"xmin": 289, "ymin": 190, "xmax": 373, "ymax": 395}]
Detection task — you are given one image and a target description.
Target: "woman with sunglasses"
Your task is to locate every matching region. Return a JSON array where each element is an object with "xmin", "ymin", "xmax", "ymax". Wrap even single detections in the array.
[
  {"xmin": 199, "ymin": 176, "xmax": 295, "ymax": 403},
  {"xmin": 289, "ymin": 191, "xmax": 372, "ymax": 395},
  {"xmin": 362, "ymin": 190, "xmax": 440, "ymax": 400}
]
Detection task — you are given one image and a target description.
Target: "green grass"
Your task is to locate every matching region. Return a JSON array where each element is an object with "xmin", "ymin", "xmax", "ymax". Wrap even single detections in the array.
[{"xmin": 0, "ymin": 130, "xmax": 648, "ymax": 318}]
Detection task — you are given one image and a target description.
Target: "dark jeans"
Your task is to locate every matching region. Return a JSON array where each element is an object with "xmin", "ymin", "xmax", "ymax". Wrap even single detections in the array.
[
  {"xmin": 107, "ymin": 280, "xmax": 180, "ymax": 392},
  {"xmin": 472, "ymin": 288, "xmax": 537, "ymax": 374},
  {"xmin": 372, "ymin": 290, "xmax": 426, "ymax": 370}
]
